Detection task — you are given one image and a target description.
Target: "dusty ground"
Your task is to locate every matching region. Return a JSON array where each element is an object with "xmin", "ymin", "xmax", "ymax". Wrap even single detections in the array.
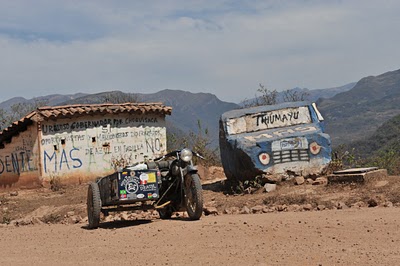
[{"xmin": 1, "ymin": 167, "xmax": 400, "ymax": 265}]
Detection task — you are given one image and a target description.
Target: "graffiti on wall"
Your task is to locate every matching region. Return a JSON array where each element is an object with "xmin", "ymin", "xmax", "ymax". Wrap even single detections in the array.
[
  {"xmin": 0, "ymin": 133, "xmax": 38, "ymax": 179},
  {"xmin": 220, "ymin": 103, "xmax": 332, "ymax": 183},
  {"xmin": 41, "ymin": 116, "xmax": 160, "ymax": 135},
  {"xmin": 43, "ymin": 148, "xmax": 83, "ymax": 173},
  {"xmin": 41, "ymin": 115, "xmax": 167, "ymax": 176},
  {"xmin": 0, "ymin": 150, "xmax": 34, "ymax": 175},
  {"xmin": 227, "ymin": 106, "xmax": 312, "ymax": 135}
]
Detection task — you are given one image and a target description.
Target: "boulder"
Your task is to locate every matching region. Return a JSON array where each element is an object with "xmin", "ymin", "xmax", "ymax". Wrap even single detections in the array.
[
  {"xmin": 383, "ymin": 201, "xmax": 393, "ymax": 208},
  {"xmin": 312, "ymin": 177, "xmax": 327, "ymax": 186},
  {"xmin": 335, "ymin": 201, "xmax": 349, "ymax": 210},
  {"xmin": 240, "ymin": 206, "xmax": 251, "ymax": 214},
  {"xmin": 287, "ymin": 204, "xmax": 302, "ymax": 212},
  {"xmin": 275, "ymin": 205, "xmax": 288, "ymax": 212},
  {"xmin": 10, "ymin": 191, "xmax": 18, "ymax": 197},
  {"xmin": 302, "ymin": 204, "xmax": 313, "ymax": 211},
  {"xmin": 224, "ymin": 207, "xmax": 240, "ymax": 215},
  {"xmin": 264, "ymin": 183, "xmax": 277, "ymax": 193},
  {"xmin": 251, "ymin": 205, "xmax": 264, "ymax": 214},
  {"xmin": 295, "ymin": 176, "xmax": 305, "ymax": 185}
]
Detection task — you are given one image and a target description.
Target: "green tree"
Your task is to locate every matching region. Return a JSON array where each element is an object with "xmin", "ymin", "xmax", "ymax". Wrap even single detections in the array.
[
  {"xmin": 167, "ymin": 120, "xmax": 220, "ymax": 167},
  {"xmin": 0, "ymin": 99, "xmax": 48, "ymax": 130},
  {"xmin": 0, "ymin": 108, "xmax": 8, "ymax": 130},
  {"xmin": 370, "ymin": 149, "xmax": 400, "ymax": 175}
]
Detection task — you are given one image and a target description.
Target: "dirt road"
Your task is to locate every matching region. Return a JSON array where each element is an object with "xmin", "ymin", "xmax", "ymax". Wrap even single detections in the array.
[{"xmin": 1, "ymin": 207, "xmax": 399, "ymax": 265}]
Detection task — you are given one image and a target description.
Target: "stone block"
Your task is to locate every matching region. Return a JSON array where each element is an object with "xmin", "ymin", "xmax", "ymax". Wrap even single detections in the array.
[{"xmin": 328, "ymin": 168, "xmax": 388, "ymax": 184}]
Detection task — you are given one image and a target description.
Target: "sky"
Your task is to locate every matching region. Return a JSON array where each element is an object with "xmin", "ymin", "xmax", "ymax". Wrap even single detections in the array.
[{"xmin": 0, "ymin": 0, "xmax": 399, "ymax": 103}]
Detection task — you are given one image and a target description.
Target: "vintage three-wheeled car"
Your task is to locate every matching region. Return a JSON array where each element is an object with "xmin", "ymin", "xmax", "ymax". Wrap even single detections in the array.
[{"xmin": 87, "ymin": 149, "xmax": 204, "ymax": 229}]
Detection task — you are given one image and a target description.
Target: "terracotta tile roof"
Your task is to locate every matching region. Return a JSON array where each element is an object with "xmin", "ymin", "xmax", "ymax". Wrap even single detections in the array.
[
  {"xmin": 0, "ymin": 102, "xmax": 172, "ymax": 146},
  {"xmin": 34, "ymin": 102, "xmax": 172, "ymax": 120}
]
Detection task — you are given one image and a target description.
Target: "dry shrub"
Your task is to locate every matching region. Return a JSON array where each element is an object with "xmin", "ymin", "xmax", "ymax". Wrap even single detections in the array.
[
  {"xmin": 1, "ymin": 211, "xmax": 11, "ymax": 224},
  {"xmin": 386, "ymin": 191, "xmax": 400, "ymax": 204},
  {"xmin": 50, "ymin": 175, "xmax": 64, "ymax": 192},
  {"xmin": 0, "ymin": 196, "xmax": 11, "ymax": 224},
  {"xmin": 41, "ymin": 213, "xmax": 62, "ymax": 224}
]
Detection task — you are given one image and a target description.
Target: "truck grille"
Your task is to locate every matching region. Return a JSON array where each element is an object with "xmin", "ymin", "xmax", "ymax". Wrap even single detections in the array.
[{"xmin": 272, "ymin": 149, "xmax": 309, "ymax": 164}]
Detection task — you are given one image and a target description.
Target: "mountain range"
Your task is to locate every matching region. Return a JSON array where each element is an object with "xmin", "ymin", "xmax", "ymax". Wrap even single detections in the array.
[
  {"xmin": 0, "ymin": 83, "xmax": 352, "ymax": 147},
  {"xmin": 1, "ymin": 68, "xmax": 399, "ymax": 153},
  {"xmin": 318, "ymin": 69, "xmax": 400, "ymax": 145}
]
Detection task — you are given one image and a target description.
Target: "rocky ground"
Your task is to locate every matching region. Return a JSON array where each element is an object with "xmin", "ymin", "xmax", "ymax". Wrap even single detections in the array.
[{"xmin": 0, "ymin": 167, "xmax": 400, "ymax": 265}]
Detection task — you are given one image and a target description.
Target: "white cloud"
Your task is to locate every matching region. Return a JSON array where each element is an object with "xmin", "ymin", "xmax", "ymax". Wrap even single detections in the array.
[{"xmin": 0, "ymin": 0, "xmax": 399, "ymax": 103}]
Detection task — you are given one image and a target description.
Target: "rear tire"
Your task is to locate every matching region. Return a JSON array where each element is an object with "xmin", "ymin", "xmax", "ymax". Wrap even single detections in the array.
[
  {"xmin": 185, "ymin": 173, "xmax": 203, "ymax": 220},
  {"xmin": 87, "ymin": 182, "xmax": 101, "ymax": 229}
]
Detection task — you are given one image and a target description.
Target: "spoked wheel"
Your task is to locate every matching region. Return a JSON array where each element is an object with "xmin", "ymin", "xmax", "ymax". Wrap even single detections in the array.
[
  {"xmin": 184, "ymin": 173, "xmax": 203, "ymax": 220},
  {"xmin": 87, "ymin": 182, "xmax": 101, "ymax": 229}
]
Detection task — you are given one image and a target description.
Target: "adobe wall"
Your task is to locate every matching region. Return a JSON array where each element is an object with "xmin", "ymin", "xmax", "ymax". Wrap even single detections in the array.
[
  {"xmin": 0, "ymin": 125, "xmax": 40, "ymax": 188},
  {"xmin": 39, "ymin": 112, "xmax": 167, "ymax": 184}
]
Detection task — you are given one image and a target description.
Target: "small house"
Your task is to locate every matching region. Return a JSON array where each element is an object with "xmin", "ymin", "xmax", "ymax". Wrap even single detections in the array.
[{"xmin": 0, "ymin": 102, "xmax": 172, "ymax": 188}]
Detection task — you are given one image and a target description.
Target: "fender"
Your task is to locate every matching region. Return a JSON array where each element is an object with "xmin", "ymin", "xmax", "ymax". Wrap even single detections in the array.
[
  {"xmin": 181, "ymin": 165, "xmax": 198, "ymax": 177},
  {"xmin": 186, "ymin": 165, "xmax": 198, "ymax": 174}
]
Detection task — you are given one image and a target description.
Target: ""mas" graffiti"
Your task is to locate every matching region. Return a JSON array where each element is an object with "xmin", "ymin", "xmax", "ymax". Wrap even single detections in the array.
[{"xmin": 44, "ymin": 148, "xmax": 82, "ymax": 173}]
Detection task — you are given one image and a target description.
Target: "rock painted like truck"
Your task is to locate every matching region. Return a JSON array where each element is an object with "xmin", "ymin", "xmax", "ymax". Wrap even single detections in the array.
[{"xmin": 219, "ymin": 101, "xmax": 331, "ymax": 183}]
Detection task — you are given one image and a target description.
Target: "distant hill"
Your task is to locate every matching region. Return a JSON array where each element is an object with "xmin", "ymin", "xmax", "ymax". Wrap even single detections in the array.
[
  {"xmin": 40, "ymin": 93, "xmax": 89, "ymax": 106},
  {"xmin": 57, "ymin": 91, "xmax": 133, "ymax": 105},
  {"xmin": 346, "ymin": 114, "xmax": 400, "ymax": 159},
  {"xmin": 318, "ymin": 69, "xmax": 400, "ymax": 146},
  {"xmin": 0, "ymin": 97, "xmax": 28, "ymax": 110},
  {"xmin": 309, "ymin": 83, "xmax": 356, "ymax": 102},
  {"xmin": 0, "ymin": 93, "xmax": 88, "ymax": 110},
  {"xmin": 285, "ymin": 83, "xmax": 356, "ymax": 102}
]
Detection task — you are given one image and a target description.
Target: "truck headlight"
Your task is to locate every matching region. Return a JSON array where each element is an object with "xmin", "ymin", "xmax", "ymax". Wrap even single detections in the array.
[
  {"xmin": 181, "ymin": 148, "xmax": 193, "ymax": 162},
  {"xmin": 259, "ymin": 152, "xmax": 270, "ymax": 165},
  {"xmin": 310, "ymin": 142, "xmax": 321, "ymax": 155}
]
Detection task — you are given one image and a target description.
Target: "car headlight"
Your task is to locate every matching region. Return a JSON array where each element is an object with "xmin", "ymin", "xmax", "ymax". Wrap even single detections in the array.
[
  {"xmin": 310, "ymin": 142, "xmax": 321, "ymax": 155},
  {"xmin": 259, "ymin": 152, "xmax": 270, "ymax": 165},
  {"xmin": 180, "ymin": 148, "xmax": 193, "ymax": 162}
]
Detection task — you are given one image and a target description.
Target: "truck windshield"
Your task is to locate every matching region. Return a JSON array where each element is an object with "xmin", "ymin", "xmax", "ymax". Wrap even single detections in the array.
[{"xmin": 226, "ymin": 106, "xmax": 312, "ymax": 135}]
